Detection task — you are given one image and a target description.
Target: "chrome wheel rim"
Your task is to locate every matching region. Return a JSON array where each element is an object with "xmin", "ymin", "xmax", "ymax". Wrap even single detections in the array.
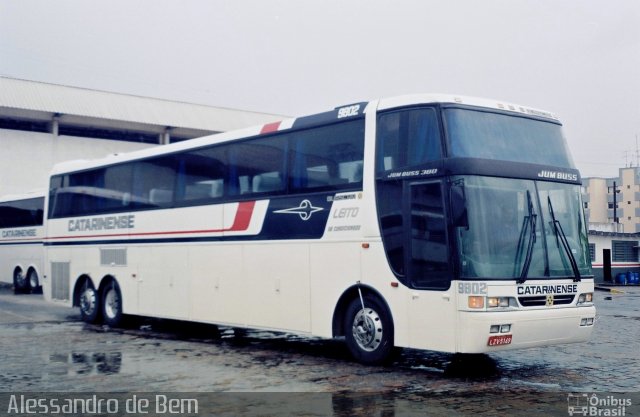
[
  {"xmin": 351, "ymin": 307, "xmax": 383, "ymax": 352},
  {"xmin": 15, "ymin": 270, "xmax": 26, "ymax": 287},
  {"xmin": 28, "ymin": 271, "xmax": 38, "ymax": 288},
  {"xmin": 104, "ymin": 288, "xmax": 120, "ymax": 320},
  {"xmin": 80, "ymin": 287, "xmax": 96, "ymax": 316}
]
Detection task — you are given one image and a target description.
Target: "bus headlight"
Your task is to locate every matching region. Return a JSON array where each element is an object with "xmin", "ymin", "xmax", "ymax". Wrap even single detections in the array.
[
  {"xmin": 487, "ymin": 297, "xmax": 516, "ymax": 308},
  {"xmin": 577, "ymin": 293, "xmax": 593, "ymax": 305}
]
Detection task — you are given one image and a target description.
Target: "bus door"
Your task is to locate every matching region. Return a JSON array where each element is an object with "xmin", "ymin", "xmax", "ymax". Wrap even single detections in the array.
[{"xmin": 406, "ymin": 180, "xmax": 456, "ymax": 351}]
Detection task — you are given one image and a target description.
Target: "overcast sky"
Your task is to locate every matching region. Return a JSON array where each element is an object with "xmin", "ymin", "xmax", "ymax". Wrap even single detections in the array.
[{"xmin": 1, "ymin": 0, "xmax": 638, "ymax": 178}]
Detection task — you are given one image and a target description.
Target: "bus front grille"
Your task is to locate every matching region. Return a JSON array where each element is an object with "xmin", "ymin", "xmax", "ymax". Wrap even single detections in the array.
[
  {"xmin": 518, "ymin": 294, "xmax": 575, "ymax": 307},
  {"xmin": 50, "ymin": 262, "xmax": 70, "ymax": 301}
]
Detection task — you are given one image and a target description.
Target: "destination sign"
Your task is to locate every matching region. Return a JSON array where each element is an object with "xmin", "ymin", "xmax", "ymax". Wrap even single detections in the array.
[{"xmin": 517, "ymin": 284, "xmax": 578, "ymax": 295}]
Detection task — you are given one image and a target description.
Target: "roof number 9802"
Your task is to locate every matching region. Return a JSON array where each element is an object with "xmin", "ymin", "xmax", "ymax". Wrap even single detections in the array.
[{"xmin": 337, "ymin": 105, "xmax": 360, "ymax": 119}]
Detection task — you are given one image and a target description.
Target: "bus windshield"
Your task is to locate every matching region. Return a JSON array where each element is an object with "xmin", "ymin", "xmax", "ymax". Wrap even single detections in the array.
[
  {"xmin": 457, "ymin": 176, "xmax": 591, "ymax": 279},
  {"xmin": 444, "ymin": 108, "xmax": 575, "ymax": 168}
]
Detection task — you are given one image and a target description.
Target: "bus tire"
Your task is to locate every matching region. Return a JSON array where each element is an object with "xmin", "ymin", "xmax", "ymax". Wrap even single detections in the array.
[
  {"xmin": 102, "ymin": 280, "xmax": 123, "ymax": 327},
  {"xmin": 27, "ymin": 269, "xmax": 41, "ymax": 294},
  {"xmin": 344, "ymin": 295, "xmax": 394, "ymax": 365},
  {"xmin": 79, "ymin": 280, "xmax": 101, "ymax": 324},
  {"xmin": 13, "ymin": 268, "xmax": 29, "ymax": 294}
]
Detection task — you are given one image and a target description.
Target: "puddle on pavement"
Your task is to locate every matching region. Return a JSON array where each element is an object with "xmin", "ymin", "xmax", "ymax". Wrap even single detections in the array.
[{"xmin": 45, "ymin": 352, "xmax": 123, "ymax": 376}]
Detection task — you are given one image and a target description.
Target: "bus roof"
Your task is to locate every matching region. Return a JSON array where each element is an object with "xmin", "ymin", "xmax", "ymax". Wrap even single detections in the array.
[
  {"xmin": 0, "ymin": 189, "xmax": 46, "ymax": 203},
  {"xmin": 377, "ymin": 94, "xmax": 558, "ymax": 121},
  {"xmin": 49, "ymin": 93, "xmax": 559, "ymax": 176}
]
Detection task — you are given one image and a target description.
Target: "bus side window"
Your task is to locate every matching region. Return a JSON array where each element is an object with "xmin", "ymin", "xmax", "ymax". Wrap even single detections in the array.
[
  {"xmin": 291, "ymin": 119, "xmax": 365, "ymax": 193},
  {"xmin": 176, "ymin": 146, "xmax": 228, "ymax": 203},
  {"xmin": 131, "ymin": 157, "xmax": 177, "ymax": 209},
  {"xmin": 376, "ymin": 108, "xmax": 441, "ymax": 174},
  {"xmin": 231, "ymin": 137, "xmax": 287, "ymax": 196}
]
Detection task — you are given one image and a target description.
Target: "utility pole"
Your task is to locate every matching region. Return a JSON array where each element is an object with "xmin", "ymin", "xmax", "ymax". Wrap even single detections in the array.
[{"xmin": 614, "ymin": 181, "xmax": 618, "ymax": 224}]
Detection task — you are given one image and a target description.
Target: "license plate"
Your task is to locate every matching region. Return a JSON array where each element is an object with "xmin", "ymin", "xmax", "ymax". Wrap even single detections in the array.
[{"xmin": 487, "ymin": 334, "xmax": 512, "ymax": 346}]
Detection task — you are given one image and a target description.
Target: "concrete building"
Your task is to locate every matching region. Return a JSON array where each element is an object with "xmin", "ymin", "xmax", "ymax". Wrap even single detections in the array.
[
  {"xmin": 0, "ymin": 76, "xmax": 284, "ymax": 196},
  {"xmin": 583, "ymin": 167, "xmax": 640, "ymax": 233},
  {"xmin": 583, "ymin": 167, "xmax": 640, "ymax": 282}
]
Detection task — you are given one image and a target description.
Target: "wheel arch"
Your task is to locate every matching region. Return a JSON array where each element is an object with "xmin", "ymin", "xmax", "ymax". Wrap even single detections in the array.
[
  {"xmin": 26, "ymin": 265, "xmax": 38, "ymax": 277},
  {"xmin": 72, "ymin": 274, "xmax": 95, "ymax": 307},
  {"xmin": 332, "ymin": 284, "xmax": 394, "ymax": 338},
  {"xmin": 97, "ymin": 274, "xmax": 118, "ymax": 295},
  {"xmin": 13, "ymin": 264, "xmax": 24, "ymax": 278}
]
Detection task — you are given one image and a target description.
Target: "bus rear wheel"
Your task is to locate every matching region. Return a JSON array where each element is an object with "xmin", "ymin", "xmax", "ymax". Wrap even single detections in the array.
[
  {"xmin": 27, "ymin": 269, "xmax": 41, "ymax": 294},
  {"xmin": 79, "ymin": 280, "xmax": 100, "ymax": 324},
  {"xmin": 13, "ymin": 268, "xmax": 29, "ymax": 294},
  {"xmin": 344, "ymin": 295, "xmax": 394, "ymax": 365},
  {"xmin": 102, "ymin": 280, "xmax": 123, "ymax": 327}
]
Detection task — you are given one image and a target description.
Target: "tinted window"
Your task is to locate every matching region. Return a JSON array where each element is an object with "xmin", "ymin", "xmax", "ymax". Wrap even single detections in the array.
[
  {"xmin": 131, "ymin": 157, "xmax": 178, "ymax": 209},
  {"xmin": 176, "ymin": 146, "xmax": 228, "ymax": 202},
  {"xmin": 50, "ymin": 164, "xmax": 133, "ymax": 218},
  {"xmin": 410, "ymin": 182, "xmax": 450, "ymax": 289},
  {"xmin": 377, "ymin": 180, "xmax": 404, "ymax": 276},
  {"xmin": 291, "ymin": 120, "xmax": 365, "ymax": 192},
  {"xmin": 230, "ymin": 136, "xmax": 288, "ymax": 196},
  {"xmin": 376, "ymin": 108, "xmax": 441, "ymax": 174},
  {"xmin": 444, "ymin": 108, "xmax": 574, "ymax": 168},
  {"xmin": 0, "ymin": 197, "xmax": 44, "ymax": 228}
]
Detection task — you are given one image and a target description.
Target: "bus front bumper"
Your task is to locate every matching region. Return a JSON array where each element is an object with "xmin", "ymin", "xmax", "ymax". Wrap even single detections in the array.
[{"xmin": 456, "ymin": 306, "xmax": 596, "ymax": 353}]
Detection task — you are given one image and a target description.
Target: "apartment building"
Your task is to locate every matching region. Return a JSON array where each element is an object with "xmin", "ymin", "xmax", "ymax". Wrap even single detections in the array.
[{"xmin": 583, "ymin": 166, "xmax": 640, "ymax": 233}]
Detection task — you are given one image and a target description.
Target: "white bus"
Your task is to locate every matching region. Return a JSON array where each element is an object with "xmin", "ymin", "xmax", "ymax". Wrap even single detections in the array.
[
  {"xmin": 0, "ymin": 190, "xmax": 45, "ymax": 294},
  {"xmin": 43, "ymin": 94, "xmax": 595, "ymax": 364}
]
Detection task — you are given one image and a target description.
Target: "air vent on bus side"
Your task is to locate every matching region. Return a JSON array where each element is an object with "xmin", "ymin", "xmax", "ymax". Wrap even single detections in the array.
[
  {"xmin": 100, "ymin": 248, "xmax": 127, "ymax": 266},
  {"xmin": 50, "ymin": 262, "xmax": 70, "ymax": 301}
]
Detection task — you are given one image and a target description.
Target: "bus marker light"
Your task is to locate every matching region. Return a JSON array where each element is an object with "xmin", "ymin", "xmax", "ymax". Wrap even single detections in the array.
[
  {"xmin": 468, "ymin": 296, "xmax": 484, "ymax": 309},
  {"xmin": 580, "ymin": 317, "xmax": 594, "ymax": 326},
  {"xmin": 362, "ymin": 243, "xmax": 370, "ymax": 249},
  {"xmin": 488, "ymin": 334, "xmax": 512, "ymax": 346},
  {"xmin": 390, "ymin": 282, "xmax": 398, "ymax": 288}
]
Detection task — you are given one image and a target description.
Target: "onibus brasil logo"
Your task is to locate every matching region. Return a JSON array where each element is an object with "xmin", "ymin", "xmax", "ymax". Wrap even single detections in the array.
[{"xmin": 567, "ymin": 393, "xmax": 632, "ymax": 416}]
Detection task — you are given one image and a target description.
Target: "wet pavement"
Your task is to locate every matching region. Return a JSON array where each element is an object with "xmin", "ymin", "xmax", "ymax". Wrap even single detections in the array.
[{"xmin": 0, "ymin": 284, "xmax": 638, "ymax": 416}]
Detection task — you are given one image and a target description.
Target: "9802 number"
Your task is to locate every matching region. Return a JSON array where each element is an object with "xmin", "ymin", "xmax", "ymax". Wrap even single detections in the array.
[{"xmin": 457, "ymin": 282, "xmax": 487, "ymax": 295}]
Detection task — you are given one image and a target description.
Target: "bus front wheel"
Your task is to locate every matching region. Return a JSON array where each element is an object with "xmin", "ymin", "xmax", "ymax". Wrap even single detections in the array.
[
  {"xmin": 344, "ymin": 295, "xmax": 394, "ymax": 365},
  {"xmin": 79, "ymin": 280, "xmax": 100, "ymax": 324},
  {"xmin": 102, "ymin": 280, "xmax": 123, "ymax": 327}
]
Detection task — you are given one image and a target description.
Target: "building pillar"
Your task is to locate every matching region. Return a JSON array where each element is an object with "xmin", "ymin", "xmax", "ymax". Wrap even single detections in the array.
[
  {"xmin": 160, "ymin": 127, "xmax": 172, "ymax": 145},
  {"xmin": 51, "ymin": 113, "xmax": 61, "ymax": 136}
]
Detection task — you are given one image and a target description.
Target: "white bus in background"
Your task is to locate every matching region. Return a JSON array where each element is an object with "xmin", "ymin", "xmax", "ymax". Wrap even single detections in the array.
[
  {"xmin": 43, "ymin": 94, "xmax": 595, "ymax": 364},
  {"xmin": 0, "ymin": 190, "xmax": 45, "ymax": 294}
]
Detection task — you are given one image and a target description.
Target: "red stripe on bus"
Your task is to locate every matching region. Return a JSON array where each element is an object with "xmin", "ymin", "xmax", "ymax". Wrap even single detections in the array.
[
  {"xmin": 260, "ymin": 122, "xmax": 281, "ymax": 134},
  {"xmin": 46, "ymin": 201, "xmax": 257, "ymax": 240},
  {"xmin": 229, "ymin": 201, "xmax": 255, "ymax": 231}
]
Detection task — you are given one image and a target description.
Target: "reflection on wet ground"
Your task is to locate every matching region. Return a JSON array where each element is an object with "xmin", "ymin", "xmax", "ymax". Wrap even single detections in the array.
[{"xmin": 0, "ymin": 286, "xmax": 638, "ymax": 414}]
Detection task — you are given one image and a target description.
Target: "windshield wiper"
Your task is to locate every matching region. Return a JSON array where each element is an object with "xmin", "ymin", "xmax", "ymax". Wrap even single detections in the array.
[
  {"xmin": 514, "ymin": 190, "xmax": 537, "ymax": 284},
  {"xmin": 548, "ymin": 196, "xmax": 581, "ymax": 282}
]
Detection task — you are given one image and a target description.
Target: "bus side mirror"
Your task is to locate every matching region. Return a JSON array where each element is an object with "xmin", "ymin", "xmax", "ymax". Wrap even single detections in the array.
[{"xmin": 450, "ymin": 183, "xmax": 469, "ymax": 229}]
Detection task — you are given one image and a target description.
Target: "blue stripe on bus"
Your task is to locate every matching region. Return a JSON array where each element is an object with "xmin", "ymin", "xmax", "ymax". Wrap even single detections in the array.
[{"xmin": 0, "ymin": 241, "xmax": 43, "ymax": 246}]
